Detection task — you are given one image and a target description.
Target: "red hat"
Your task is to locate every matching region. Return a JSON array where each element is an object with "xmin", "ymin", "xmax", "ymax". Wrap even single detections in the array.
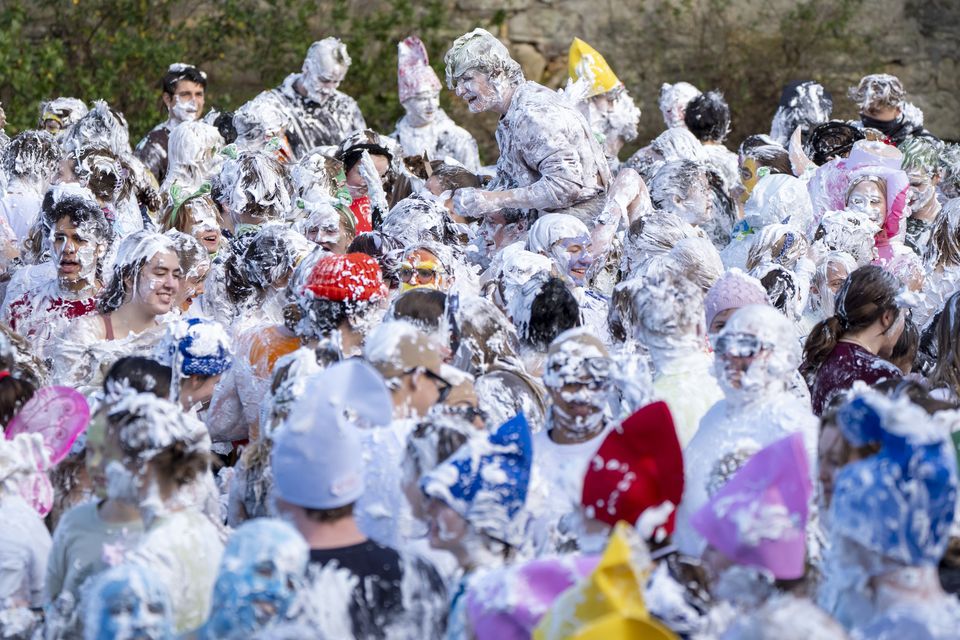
[
  {"xmin": 581, "ymin": 401, "xmax": 684, "ymax": 540},
  {"xmin": 304, "ymin": 253, "xmax": 383, "ymax": 302}
]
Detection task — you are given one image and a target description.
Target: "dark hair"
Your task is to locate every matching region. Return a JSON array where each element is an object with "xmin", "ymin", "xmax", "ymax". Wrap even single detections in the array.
[
  {"xmin": 428, "ymin": 161, "xmax": 481, "ymax": 191},
  {"xmin": 391, "ymin": 289, "xmax": 447, "ymax": 332},
  {"xmin": 43, "ymin": 193, "xmax": 114, "ymax": 246},
  {"xmin": 890, "ymin": 315, "xmax": 919, "ymax": 373},
  {"xmin": 802, "ymin": 265, "xmax": 902, "ymax": 374},
  {"xmin": 347, "ymin": 232, "xmax": 403, "ymax": 288},
  {"xmin": 104, "ymin": 357, "xmax": 173, "ymax": 398},
  {"xmin": 2, "ymin": 130, "xmax": 61, "ymax": 179},
  {"xmin": 684, "ymin": 91, "xmax": 731, "ymax": 143},
  {"xmin": 760, "ymin": 266, "xmax": 797, "ymax": 315},
  {"xmin": 341, "ymin": 146, "xmax": 392, "ymax": 173},
  {"xmin": 929, "ymin": 292, "xmax": 960, "ymax": 397},
  {"xmin": 161, "ymin": 65, "xmax": 207, "ymax": 95},
  {"xmin": 304, "ymin": 502, "xmax": 354, "ymax": 523},
  {"xmin": 148, "ymin": 440, "xmax": 211, "ymax": 490},
  {"xmin": 807, "ymin": 121, "xmax": 865, "ymax": 166},
  {"xmin": 739, "ymin": 135, "xmax": 792, "ymax": 175},
  {"xmin": 524, "ymin": 278, "xmax": 581, "ymax": 350},
  {"xmin": 0, "ymin": 374, "xmax": 36, "ymax": 428},
  {"xmin": 213, "ymin": 110, "xmax": 238, "ymax": 144}
]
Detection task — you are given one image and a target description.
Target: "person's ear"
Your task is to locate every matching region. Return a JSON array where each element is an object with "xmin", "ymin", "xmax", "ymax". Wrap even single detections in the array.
[
  {"xmin": 880, "ymin": 308, "xmax": 897, "ymax": 330},
  {"xmin": 162, "ymin": 93, "xmax": 174, "ymax": 110}
]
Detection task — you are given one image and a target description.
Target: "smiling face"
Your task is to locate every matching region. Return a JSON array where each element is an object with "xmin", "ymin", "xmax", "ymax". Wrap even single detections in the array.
[
  {"xmin": 403, "ymin": 91, "xmax": 440, "ymax": 127},
  {"xmin": 130, "ymin": 250, "xmax": 182, "ymax": 317},
  {"xmin": 52, "ymin": 216, "xmax": 106, "ymax": 293},
  {"xmin": 184, "ymin": 201, "xmax": 222, "ymax": 254},
  {"xmin": 847, "ymin": 179, "xmax": 887, "ymax": 226},
  {"xmin": 551, "ymin": 234, "xmax": 594, "ymax": 286}
]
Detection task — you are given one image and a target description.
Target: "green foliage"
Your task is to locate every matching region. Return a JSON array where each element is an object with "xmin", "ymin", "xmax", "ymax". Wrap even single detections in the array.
[{"xmin": 0, "ymin": 0, "xmax": 451, "ymax": 144}]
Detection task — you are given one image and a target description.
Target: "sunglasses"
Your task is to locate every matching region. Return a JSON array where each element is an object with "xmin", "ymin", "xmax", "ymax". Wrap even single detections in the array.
[
  {"xmin": 398, "ymin": 263, "xmax": 442, "ymax": 283},
  {"xmin": 714, "ymin": 333, "xmax": 771, "ymax": 359},
  {"xmin": 407, "ymin": 368, "xmax": 452, "ymax": 402}
]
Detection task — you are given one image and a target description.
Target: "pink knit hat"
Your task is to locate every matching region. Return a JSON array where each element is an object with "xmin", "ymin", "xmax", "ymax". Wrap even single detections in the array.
[
  {"xmin": 398, "ymin": 36, "xmax": 442, "ymax": 103},
  {"xmin": 704, "ymin": 268, "xmax": 769, "ymax": 329}
]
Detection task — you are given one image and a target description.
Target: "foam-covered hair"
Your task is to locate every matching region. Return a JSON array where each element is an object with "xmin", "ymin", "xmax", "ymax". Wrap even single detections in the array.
[{"xmin": 444, "ymin": 28, "xmax": 523, "ymax": 89}]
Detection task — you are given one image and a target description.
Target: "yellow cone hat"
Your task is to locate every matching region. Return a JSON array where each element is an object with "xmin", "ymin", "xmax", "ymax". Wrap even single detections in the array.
[
  {"xmin": 568, "ymin": 37, "xmax": 621, "ymax": 98},
  {"xmin": 533, "ymin": 522, "xmax": 679, "ymax": 640}
]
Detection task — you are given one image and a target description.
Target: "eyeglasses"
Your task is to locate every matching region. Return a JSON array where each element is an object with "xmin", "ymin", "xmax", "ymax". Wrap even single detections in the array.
[
  {"xmin": 407, "ymin": 368, "xmax": 452, "ymax": 402},
  {"xmin": 714, "ymin": 333, "xmax": 771, "ymax": 359},
  {"xmin": 398, "ymin": 262, "xmax": 442, "ymax": 284}
]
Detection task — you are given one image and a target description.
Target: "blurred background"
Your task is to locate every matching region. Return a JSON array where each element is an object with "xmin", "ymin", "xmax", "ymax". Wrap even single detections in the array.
[{"xmin": 2, "ymin": 0, "xmax": 958, "ymax": 162}]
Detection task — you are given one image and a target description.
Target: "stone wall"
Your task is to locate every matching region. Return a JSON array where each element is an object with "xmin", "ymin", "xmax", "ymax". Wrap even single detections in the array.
[{"xmin": 436, "ymin": 0, "xmax": 960, "ymax": 160}]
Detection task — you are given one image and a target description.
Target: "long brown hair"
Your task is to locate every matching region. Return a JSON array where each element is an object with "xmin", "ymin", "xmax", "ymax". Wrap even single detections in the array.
[
  {"xmin": 929, "ymin": 291, "xmax": 960, "ymax": 398},
  {"xmin": 802, "ymin": 265, "xmax": 901, "ymax": 374}
]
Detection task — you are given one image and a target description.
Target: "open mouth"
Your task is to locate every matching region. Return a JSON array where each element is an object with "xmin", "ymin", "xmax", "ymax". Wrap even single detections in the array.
[
  {"xmin": 201, "ymin": 233, "xmax": 218, "ymax": 244},
  {"xmin": 59, "ymin": 260, "xmax": 82, "ymax": 274}
]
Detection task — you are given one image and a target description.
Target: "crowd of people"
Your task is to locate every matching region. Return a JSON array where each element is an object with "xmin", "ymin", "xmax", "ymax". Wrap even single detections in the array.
[{"xmin": 1, "ymin": 25, "xmax": 960, "ymax": 639}]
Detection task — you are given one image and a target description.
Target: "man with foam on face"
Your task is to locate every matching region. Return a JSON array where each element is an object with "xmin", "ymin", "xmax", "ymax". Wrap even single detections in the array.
[
  {"xmin": 392, "ymin": 36, "xmax": 480, "ymax": 173},
  {"xmin": 135, "ymin": 63, "xmax": 208, "ymax": 186},
  {"xmin": 444, "ymin": 28, "xmax": 610, "ymax": 228},
  {"xmin": 269, "ymin": 37, "xmax": 366, "ymax": 159}
]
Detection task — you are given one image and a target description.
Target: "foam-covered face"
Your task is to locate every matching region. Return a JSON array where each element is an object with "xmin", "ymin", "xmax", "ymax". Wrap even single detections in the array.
[
  {"xmin": 714, "ymin": 332, "xmax": 771, "ymax": 391},
  {"xmin": 591, "ymin": 90, "xmax": 640, "ymax": 150},
  {"xmin": 52, "ymin": 215, "xmax": 105, "ymax": 291},
  {"xmin": 739, "ymin": 157, "xmax": 761, "ymax": 196},
  {"xmin": 846, "ymin": 179, "xmax": 887, "ymax": 226},
  {"xmin": 399, "ymin": 248, "xmax": 448, "ymax": 292},
  {"xmin": 207, "ymin": 523, "xmax": 308, "ymax": 636},
  {"xmin": 84, "ymin": 411, "xmax": 129, "ymax": 499},
  {"xmin": 426, "ymin": 496, "xmax": 469, "ymax": 552},
  {"xmin": 862, "ymin": 103, "xmax": 900, "ymax": 122},
  {"xmin": 164, "ymin": 80, "xmax": 204, "ymax": 123},
  {"xmin": 550, "ymin": 234, "xmax": 594, "ymax": 286},
  {"xmin": 907, "ymin": 168, "xmax": 938, "ymax": 212},
  {"xmin": 543, "ymin": 343, "xmax": 611, "ymax": 435},
  {"xmin": 345, "ymin": 153, "xmax": 389, "ymax": 200},
  {"xmin": 175, "ymin": 267, "xmax": 208, "ymax": 312},
  {"xmin": 453, "ymin": 69, "xmax": 507, "ymax": 113},
  {"xmin": 675, "ymin": 173, "xmax": 714, "ymax": 226},
  {"xmin": 89, "ymin": 570, "xmax": 172, "ymax": 640},
  {"xmin": 403, "ymin": 91, "xmax": 440, "ymax": 127},
  {"xmin": 185, "ymin": 201, "xmax": 222, "ymax": 254},
  {"xmin": 132, "ymin": 250, "xmax": 182, "ymax": 316},
  {"xmin": 302, "ymin": 49, "xmax": 347, "ymax": 95}
]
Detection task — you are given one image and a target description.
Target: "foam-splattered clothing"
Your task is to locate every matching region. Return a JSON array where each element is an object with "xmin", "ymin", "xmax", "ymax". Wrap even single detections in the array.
[
  {"xmin": 0, "ymin": 494, "xmax": 51, "ymax": 608},
  {"xmin": 491, "ymin": 82, "xmax": 610, "ymax": 223},
  {"xmin": 650, "ymin": 351, "xmax": 724, "ymax": 447},
  {"xmin": 810, "ymin": 342, "xmax": 901, "ymax": 416},
  {"xmin": 3, "ymin": 280, "xmax": 97, "ymax": 359},
  {"xmin": 126, "ymin": 508, "xmax": 224, "ymax": 633},
  {"xmin": 528, "ymin": 427, "xmax": 609, "ymax": 554},
  {"xmin": 44, "ymin": 500, "xmax": 143, "ymax": 634},
  {"xmin": 307, "ymin": 542, "xmax": 447, "ymax": 639},
  {"xmin": 393, "ymin": 110, "xmax": 480, "ymax": 173},
  {"xmin": 0, "ymin": 187, "xmax": 42, "ymax": 240},
  {"xmin": 134, "ymin": 121, "xmax": 173, "ymax": 185},
  {"xmin": 674, "ymin": 395, "xmax": 819, "ymax": 556},
  {"xmin": 270, "ymin": 75, "xmax": 366, "ymax": 159}
]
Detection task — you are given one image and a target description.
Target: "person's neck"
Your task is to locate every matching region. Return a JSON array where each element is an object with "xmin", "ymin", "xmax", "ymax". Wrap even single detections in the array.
[
  {"xmin": 492, "ymin": 82, "xmax": 519, "ymax": 116},
  {"xmin": 109, "ymin": 301, "xmax": 158, "ymax": 338},
  {"xmin": 59, "ymin": 275, "xmax": 99, "ymax": 297},
  {"xmin": 8, "ymin": 175, "xmax": 43, "ymax": 194},
  {"xmin": 646, "ymin": 334, "xmax": 704, "ymax": 369},
  {"xmin": 98, "ymin": 497, "xmax": 141, "ymax": 524},
  {"xmin": 840, "ymin": 325, "xmax": 886, "ymax": 356},
  {"xmin": 302, "ymin": 515, "xmax": 367, "ymax": 550},
  {"xmin": 548, "ymin": 410, "xmax": 606, "ymax": 445},
  {"xmin": 913, "ymin": 196, "xmax": 941, "ymax": 223},
  {"xmin": 391, "ymin": 392, "xmax": 417, "ymax": 420},
  {"xmin": 338, "ymin": 323, "xmax": 363, "ymax": 358}
]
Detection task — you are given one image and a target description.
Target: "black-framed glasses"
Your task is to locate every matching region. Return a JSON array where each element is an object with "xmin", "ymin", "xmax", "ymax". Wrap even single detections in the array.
[{"xmin": 407, "ymin": 368, "xmax": 452, "ymax": 402}]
